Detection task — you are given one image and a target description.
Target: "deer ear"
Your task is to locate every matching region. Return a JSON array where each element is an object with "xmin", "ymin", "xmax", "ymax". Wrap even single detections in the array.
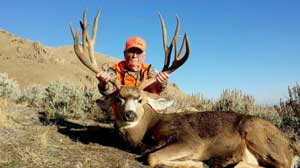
[{"xmin": 147, "ymin": 98, "xmax": 174, "ymax": 111}]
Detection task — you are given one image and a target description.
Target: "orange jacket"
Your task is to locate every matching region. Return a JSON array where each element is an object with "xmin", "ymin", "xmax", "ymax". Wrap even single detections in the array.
[{"xmin": 111, "ymin": 61, "xmax": 155, "ymax": 90}]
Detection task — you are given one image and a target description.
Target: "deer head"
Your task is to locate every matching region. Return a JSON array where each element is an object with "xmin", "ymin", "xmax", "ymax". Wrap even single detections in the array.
[{"xmin": 112, "ymin": 86, "xmax": 173, "ymax": 147}]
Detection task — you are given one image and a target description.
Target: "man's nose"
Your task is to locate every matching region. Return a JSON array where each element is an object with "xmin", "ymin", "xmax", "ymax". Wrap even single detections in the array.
[{"xmin": 131, "ymin": 52, "xmax": 138, "ymax": 57}]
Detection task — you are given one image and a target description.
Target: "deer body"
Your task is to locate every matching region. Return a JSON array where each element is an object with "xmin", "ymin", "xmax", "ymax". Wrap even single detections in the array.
[{"xmin": 114, "ymin": 86, "xmax": 299, "ymax": 168}]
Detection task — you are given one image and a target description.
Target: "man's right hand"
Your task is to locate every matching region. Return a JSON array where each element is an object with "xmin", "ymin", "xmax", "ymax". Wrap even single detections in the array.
[{"xmin": 96, "ymin": 71, "xmax": 111, "ymax": 89}]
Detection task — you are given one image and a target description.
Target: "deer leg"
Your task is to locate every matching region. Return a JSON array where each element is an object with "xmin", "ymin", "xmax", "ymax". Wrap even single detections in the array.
[
  {"xmin": 231, "ymin": 147, "xmax": 262, "ymax": 168},
  {"xmin": 234, "ymin": 161, "xmax": 264, "ymax": 168},
  {"xmin": 240, "ymin": 146, "xmax": 259, "ymax": 165},
  {"xmin": 148, "ymin": 142, "xmax": 208, "ymax": 168},
  {"xmin": 240, "ymin": 118, "xmax": 293, "ymax": 168}
]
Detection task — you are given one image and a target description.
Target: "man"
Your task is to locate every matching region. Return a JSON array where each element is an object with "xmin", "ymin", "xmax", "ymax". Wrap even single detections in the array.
[
  {"xmin": 96, "ymin": 36, "xmax": 169, "ymax": 120},
  {"xmin": 96, "ymin": 36, "xmax": 169, "ymax": 96}
]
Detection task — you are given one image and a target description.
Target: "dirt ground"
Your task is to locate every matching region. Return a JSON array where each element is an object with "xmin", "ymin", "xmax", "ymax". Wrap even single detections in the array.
[{"xmin": 0, "ymin": 100, "xmax": 148, "ymax": 168}]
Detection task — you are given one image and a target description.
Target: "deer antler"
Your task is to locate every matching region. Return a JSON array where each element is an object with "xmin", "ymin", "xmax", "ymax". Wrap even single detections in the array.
[
  {"xmin": 70, "ymin": 9, "xmax": 100, "ymax": 74},
  {"xmin": 160, "ymin": 14, "xmax": 190, "ymax": 74},
  {"xmin": 140, "ymin": 14, "xmax": 190, "ymax": 90},
  {"xmin": 70, "ymin": 10, "xmax": 121, "ymax": 89}
]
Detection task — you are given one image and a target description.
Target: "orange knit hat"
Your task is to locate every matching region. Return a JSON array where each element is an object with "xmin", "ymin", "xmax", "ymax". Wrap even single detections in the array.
[{"xmin": 125, "ymin": 36, "xmax": 146, "ymax": 52}]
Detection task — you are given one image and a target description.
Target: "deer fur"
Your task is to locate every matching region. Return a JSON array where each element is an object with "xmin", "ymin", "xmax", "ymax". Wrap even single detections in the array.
[{"xmin": 113, "ymin": 85, "xmax": 300, "ymax": 168}]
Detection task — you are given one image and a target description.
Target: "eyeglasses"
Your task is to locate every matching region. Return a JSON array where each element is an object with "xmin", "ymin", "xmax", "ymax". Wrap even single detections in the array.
[
  {"xmin": 127, "ymin": 51, "xmax": 144, "ymax": 57},
  {"xmin": 126, "ymin": 49, "xmax": 144, "ymax": 57}
]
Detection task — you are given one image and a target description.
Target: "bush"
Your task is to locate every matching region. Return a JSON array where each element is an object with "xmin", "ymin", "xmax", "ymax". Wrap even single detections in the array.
[
  {"xmin": 18, "ymin": 85, "xmax": 46, "ymax": 107},
  {"xmin": 0, "ymin": 73, "xmax": 111, "ymax": 123},
  {"xmin": 280, "ymin": 116, "xmax": 300, "ymax": 132},
  {"xmin": 187, "ymin": 93, "xmax": 214, "ymax": 111},
  {"xmin": 213, "ymin": 89, "xmax": 255, "ymax": 113},
  {"xmin": 277, "ymin": 83, "xmax": 300, "ymax": 117},
  {"xmin": 0, "ymin": 73, "xmax": 21, "ymax": 101},
  {"xmin": 161, "ymin": 84, "xmax": 214, "ymax": 111},
  {"xmin": 41, "ymin": 81, "xmax": 101, "ymax": 121},
  {"xmin": 250, "ymin": 110, "xmax": 282, "ymax": 127},
  {"xmin": 276, "ymin": 83, "xmax": 300, "ymax": 138}
]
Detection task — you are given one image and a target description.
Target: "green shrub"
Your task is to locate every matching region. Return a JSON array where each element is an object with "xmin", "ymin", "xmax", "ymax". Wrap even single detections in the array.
[
  {"xmin": 277, "ymin": 83, "xmax": 300, "ymax": 117},
  {"xmin": 188, "ymin": 93, "xmax": 214, "ymax": 111},
  {"xmin": 0, "ymin": 73, "xmax": 111, "ymax": 123},
  {"xmin": 250, "ymin": 110, "xmax": 282, "ymax": 127},
  {"xmin": 40, "ymin": 81, "xmax": 101, "ymax": 121},
  {"xmin": 0, "ymin": 73, "xmax": 21, "ymax": 101},
  {"xmin": 210, "ymin": 89, "xmax": 284, "ymax": 127},
  {"xmin": 17, "ymin": 85, "xmax": 46, "ymax": 107},
  {"xmin": 213, "ymin": 89, "xmax": 255, "ymax": 113},
  {"xmin": 276, "ymin": 83, "xmax": 300, "ymax": 137},
  {"xmin": 161, "ymin": 84, "xmax": 214, "ymax": 111}
]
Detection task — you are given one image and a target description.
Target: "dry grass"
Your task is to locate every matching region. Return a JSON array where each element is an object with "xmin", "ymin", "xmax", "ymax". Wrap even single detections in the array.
[
  {"xmin": 162, "ymin": 84, "xmax": 214, "ymax": 111},
  {"xmin": 0, "ymin": 98, "xmax": 13, "ymax": 128},
  {"xmin": 0, "ymin": 102, "xmax": 147, "ymax": 168}
]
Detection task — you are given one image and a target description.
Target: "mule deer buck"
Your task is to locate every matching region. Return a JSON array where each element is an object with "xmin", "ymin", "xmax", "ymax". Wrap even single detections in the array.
[{"xmin": 70, "ymin": 10, "xmax": 300, "ymax": 168}]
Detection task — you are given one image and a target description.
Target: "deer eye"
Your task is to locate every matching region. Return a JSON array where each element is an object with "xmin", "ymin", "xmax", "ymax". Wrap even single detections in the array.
[{"xmin": 138, "ymin": 97, "xmax": 143, "ymax": 103}]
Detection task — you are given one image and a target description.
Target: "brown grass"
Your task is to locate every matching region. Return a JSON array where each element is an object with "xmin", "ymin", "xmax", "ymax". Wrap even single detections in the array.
[
  {"xmin": 0, "ymin": 102, "xmax": 147, "ymax": 167},
  {"xmin": 0, "ymin": 98, "xmax": 13, "ymax": 128}
]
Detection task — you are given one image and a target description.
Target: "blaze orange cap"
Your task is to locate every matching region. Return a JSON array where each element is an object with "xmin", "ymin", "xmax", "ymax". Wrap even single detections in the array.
[{"xmin": 125, "ymin": 36, "xmax": 146, "ymax": 52}]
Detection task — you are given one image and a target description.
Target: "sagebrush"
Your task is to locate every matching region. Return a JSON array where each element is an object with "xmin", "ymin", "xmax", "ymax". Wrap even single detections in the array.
[
  {"xmin": 0, "ymin": 72, "xmax": 298, "ymax": 137},
  {"xmin": 276, "ymin": 83, "xmax": 300, "ymax": 138},
  {"xmin": 0, "ymin": 73, "xmax": 21, "ymax": 101}
]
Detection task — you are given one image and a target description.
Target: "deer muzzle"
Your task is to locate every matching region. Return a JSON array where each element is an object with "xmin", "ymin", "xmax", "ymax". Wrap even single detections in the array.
[{"xmin": 123, "ymin": 110, "xmax": 137, "ymax": 122}]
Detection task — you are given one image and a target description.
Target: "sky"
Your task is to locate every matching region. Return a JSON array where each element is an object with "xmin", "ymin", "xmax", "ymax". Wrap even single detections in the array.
[{"xmin": 1, "ymin": 0, "xmax": 300, "ymax": 105}]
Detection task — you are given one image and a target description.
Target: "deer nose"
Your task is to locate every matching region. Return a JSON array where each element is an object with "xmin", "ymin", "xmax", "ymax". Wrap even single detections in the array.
[{"xmin": 123, "ymin": 111, "xmax": 137, "ymax": 122}]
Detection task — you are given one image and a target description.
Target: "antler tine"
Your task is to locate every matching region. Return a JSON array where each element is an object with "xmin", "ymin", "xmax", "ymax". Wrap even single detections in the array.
[
  {"xmin": 172, "ymin": 16, "xmax": 180, "ymax": 66},
  {"xmin": 159, "ymin": 14, "xmax": 171, "ymax": 72},
  {"xmin": 88, "ymin": 9, "xmax": 100, "ymax": 68},
  {"xmin": 92, "ymin": 9, "xmax": 100, "ymax": 44},
  {"xmin": 79, "ymin": 10, "xmax": 87, "ymax": 51}
]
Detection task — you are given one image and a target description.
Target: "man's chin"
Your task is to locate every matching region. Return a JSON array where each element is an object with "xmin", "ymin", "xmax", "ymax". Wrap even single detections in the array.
[{"xmin": 127, "ymin": 63, "xmax": 141, "ymax": 71}]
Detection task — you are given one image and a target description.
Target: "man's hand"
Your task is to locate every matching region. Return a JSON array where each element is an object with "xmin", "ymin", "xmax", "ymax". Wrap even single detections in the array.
[
  {"xmin": 156, "ymin": 72, "xmax": 169, "ymax": 86},
  {"xmin": 96, "ymin": 71, "xmax": 111, "ymax": 89}
]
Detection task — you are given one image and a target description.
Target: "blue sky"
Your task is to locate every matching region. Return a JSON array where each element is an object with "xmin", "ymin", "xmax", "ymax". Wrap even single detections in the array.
[{"xmin": 1, "ymin": 0, "xmax": 299, "ymax": 104}]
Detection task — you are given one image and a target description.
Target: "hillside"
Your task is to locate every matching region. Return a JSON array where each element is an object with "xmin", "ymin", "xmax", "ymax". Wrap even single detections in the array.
[{"xmin": 0, "ymin": 29, "xmax": 119, "ymax": 89}]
